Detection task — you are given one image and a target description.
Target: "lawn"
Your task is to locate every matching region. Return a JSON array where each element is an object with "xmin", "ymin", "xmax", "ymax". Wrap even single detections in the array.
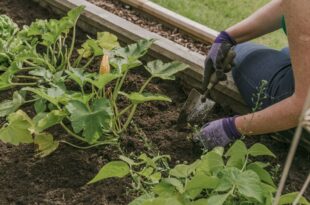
[{"xmin": 152, "ymin": 0, "xmax": 287, "ymax": 49}]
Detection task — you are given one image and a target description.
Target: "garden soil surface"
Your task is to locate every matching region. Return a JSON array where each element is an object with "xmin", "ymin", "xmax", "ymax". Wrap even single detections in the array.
[{"xmin": 0, "ymin": 0, "xmax": 309, "ymax": 205}]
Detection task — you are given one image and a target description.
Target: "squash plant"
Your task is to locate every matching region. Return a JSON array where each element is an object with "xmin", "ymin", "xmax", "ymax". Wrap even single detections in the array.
[
  {"xmin": 0, "ymin": 7, "xmax": 188, "ymax": 157},
  {"xmin": 89, "ymin": 140, "xmax": 310, "ymax": 205}
]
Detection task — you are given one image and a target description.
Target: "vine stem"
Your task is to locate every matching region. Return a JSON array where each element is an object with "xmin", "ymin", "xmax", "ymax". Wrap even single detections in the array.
[
  {"xmin": 11, "ymin": 82, "xmax": 37, "ymax": 86},
  {"xmin": 67, "ymin": 25, "xmax": 76, "ymax": 68},
  {"xmin": 120, "ymin": 76, "xmax": 153, "ymax": 133},
  {"xmin": 15, "ymin": 75, "xmax": 40, "ymax": 80},
  {"xmin": 60, "ymin": 122, "xmax": 88, "ymax": 143},
  {"xmin": 60, "ymin": 140, "xmax": 117, "ymax": 149}
]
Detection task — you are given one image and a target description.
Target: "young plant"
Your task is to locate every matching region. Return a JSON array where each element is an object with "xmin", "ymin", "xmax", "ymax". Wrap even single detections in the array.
[
  {"xmin": 89, "ymin": 153, "xmax": 170, "ymax": 194},
  {"xmin": 0, "ymin": 8, "xmax": 188, "ymax": 157},
  {"xmin": 89, "ymin": 141, "xmax": 310, "ymax": 205}
]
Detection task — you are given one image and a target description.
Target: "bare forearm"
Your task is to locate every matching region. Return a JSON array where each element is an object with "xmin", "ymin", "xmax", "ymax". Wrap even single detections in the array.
[
  {"xmin": 235, "ymin": 95, "xmax": 303, "ymax": 135},
  {"xmin": 226, "ymin": 0, "xmax": 283, "ymax": 43},
  {"xmin": 235, "ymin": 0, "xmax": 310, "ymax": 135}
]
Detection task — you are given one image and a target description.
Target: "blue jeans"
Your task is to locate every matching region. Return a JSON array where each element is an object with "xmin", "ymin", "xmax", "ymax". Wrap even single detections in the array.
[{"xmin": 232, "ymin": 42, "xmax": 294, "ymax": 110}]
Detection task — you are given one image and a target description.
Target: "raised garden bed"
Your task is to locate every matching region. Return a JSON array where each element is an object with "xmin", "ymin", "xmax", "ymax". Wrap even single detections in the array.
[{"xmin": 0, "ymin": 0, "xmax": 309, "ymax": 204}]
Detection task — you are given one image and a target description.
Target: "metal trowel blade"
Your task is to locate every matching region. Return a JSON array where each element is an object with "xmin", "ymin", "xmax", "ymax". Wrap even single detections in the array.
[{"xmin": 178, "ymin": 88, "xmax": 216, "ymax": 125}]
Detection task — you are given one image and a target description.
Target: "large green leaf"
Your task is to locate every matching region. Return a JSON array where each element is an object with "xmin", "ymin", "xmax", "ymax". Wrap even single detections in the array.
[
  {"xmin": 78, "ymin": 38, "xmax": 103, "ymax": 58},
  {"xmin": 34, "ymin": 132, "xmax": 59, "ymax": 157},
  {"xmin": 190, "ymin": 199, "xmax": 209, "ymax": 205},
  {"xmin": 33, "ymin": 110, "xmax": 66, "ymax": 132},
  {"xmin": 119, "ymin": 92, "xmax": 171, "ymax": 104},
  {"xmin": 186, "ymin": 174, "xmax": 219, "ymax": 199},
  {"xmin": 66, "ymin": 98, "xmax": 113, "ymax": 143},
  {"xmin": 170, "ymin": 160, "xmax": 200, "ymax": 178},
  {"xmin": 247, "ymin": 162, "xmax": 275, "ymax": 186},
  {"xmin": 129, "ymin": 194, "xmax": 155, "ymax": 205},
  {"xmin": 153, "ymin": 182, "xmax": 176, "ymax": 197},
  {"xmin": 115, "ymin": 39, "xmax": 154, "ymax": 60},
  {"xmin": 141, "ymin": 196, "xmax": 184, "ymax": 205},
  {"xmin": 66, "ymin": 67, "xmax": 93, "ymax": 88},
  {"xmin": 0, "ymin": 91, "xmax": 25, "ymax": 117},
  {"xmin": 219, "ymin": 168, "xmax": 263, "ymax": 203},
  {"xmin": 162, "ymin": 178, "xmax": 184, "ymax": 194},
  {"xmin": 248, "ymin": 143, "xmax": 276, "ymax": 158},
  {"xmin": 207, "ymin": 193, "xmax": 229, "ymax": 205},
  {"xmin": 197, "ymin": 152, "xmax": 224, "ymax": 173},
  {"xmin": 225, "ymin": 140, "xmax": 248, "ymax": 169},
  {"xmin": 237, "ymin": 170, "xmax": 264, "ymax": 203},
  {"xmin": 0, "ymin": 110, "xmax": 34, "ymax": 145},
  {"xmin": 88, "ymin": 161, "xmax": 130, "ymax": 184},
  {"xmin": 87, "ymin": 73, "xmax": 120, "ymax": 90},
  {"xmin": 145, "ymin": 60, "xmax": 188, "ymax": 80},
  {"xmin": 78, "ymin": 32, "xmax": 119, "ymax": 58},
  {"xmin": 279, "ymin": 192, "xmax": 310, "ymax": 205}
]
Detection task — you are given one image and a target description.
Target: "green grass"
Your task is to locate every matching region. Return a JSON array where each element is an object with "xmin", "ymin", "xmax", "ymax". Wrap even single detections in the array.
[{"xmin": 152, "ymin": 0, "xmax": 287, "ymax": 49}]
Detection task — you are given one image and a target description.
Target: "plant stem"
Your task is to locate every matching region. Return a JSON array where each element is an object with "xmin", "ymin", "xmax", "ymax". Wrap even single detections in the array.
[
  {"xmin": 67, "ymin": 25, "xmax": 76, "ymax": 68},
  {"xmin": 117, "ymin": 105, "xmax": 133, "ymax": 118},
  {"xmin": 113, "ymin": 70, "xmax": 128, "ymax": 102},
  {"xmin": 11, "ymin": 82, "xmax": 37, "ymax": 86},
  {"xmin": 60, "ymin": 140, "xmax": 117, "ymax": 149},
  {"xmin": 60, "ymin": 122, "xmax": 88, "ymax": 143},
  {"xmin": 120, "ymin": 76, "xmax": 152, "ymax": 133},
  {"xmin": 15, "ymin": 75, "xmax": 40, "ymax": 80},
  {"xmin": 139, "ymin": 77, "xmax": 152, "ymax": 93},
  {"xmin": 121, "ymin": 104, "xmax": 137, "ymax": 133},
  {"xmin": 82, "ymin": 56, "xmax": 94, "ymax": 69}
]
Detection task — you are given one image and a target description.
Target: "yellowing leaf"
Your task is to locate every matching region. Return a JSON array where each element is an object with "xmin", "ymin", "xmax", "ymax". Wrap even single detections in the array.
[
  {"xmin": 97, "ymin": 32, "xmax": 120, "ymax": 50},
  {"xmin": 34, "ymin": 132, "xmax": 59, "ymax": 157},
  {"xmin": 0, "ymin": 91, "xmax": 24, "ymax": 117},
  {"xmin": 0, "ymin": 110, "xmax": 34, "ymax": 145}
]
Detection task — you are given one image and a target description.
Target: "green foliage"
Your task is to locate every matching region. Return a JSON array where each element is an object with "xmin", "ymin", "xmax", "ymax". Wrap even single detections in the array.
[
  {"xmin": 89, "ymin": 153, "xmax": 170, "ymax": 192},
  {"xmin": 88, "ymin": 161, "xmax": 130, "ymax": 184},
  {"xmin": 145, "ymin": 60, "xmax": 188, "ymax": 80},
  {"xmin": 0, "ymin": 10, "xmax": 187, "ymax": 157},
  {"xmin": 91, "ymin": 140, "xmax": 310, "ymax": 205},
  {"xmin": 66, "ymin": 98, "xmax": 113, "ymax": 143},
  {"xmin": 0, "ymin": 91, "xmax": 25, "ymax": 117}
]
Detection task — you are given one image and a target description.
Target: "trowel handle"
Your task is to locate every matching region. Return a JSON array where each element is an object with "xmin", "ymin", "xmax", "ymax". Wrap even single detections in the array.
[{"xmin": 201, "ymin": 73, "xmax": 218, "ymax": 102}]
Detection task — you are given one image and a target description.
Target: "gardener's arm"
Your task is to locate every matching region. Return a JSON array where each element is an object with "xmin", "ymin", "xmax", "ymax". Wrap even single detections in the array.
[
  {"xmin": 196, "ymin": 0, "xmax": 310, "ymax": 150},
  {"xmin": 235, "ymin": 0, "xmax": 310, "ymax": 135},
  {"xmin": 226, "ymin": 0, "xmax": 283, "ymax": 43}
]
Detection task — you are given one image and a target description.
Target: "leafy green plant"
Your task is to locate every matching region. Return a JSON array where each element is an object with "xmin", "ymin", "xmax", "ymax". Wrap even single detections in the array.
[
  {"xmin": 89, "ymin": 141, "xmax": 310, "ymax": 205},
  {"xmin": 89, "ymin": 153, "xmax": 170, "ymax": 194},
  {"xmin": 0, "ymin": 8, "xmax": 187, "ymax": 156}
]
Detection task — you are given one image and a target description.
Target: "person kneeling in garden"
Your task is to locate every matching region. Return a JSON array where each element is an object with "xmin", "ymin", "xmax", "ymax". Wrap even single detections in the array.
[{"xmin": 196, "ymin": 0, "xmax": 310, "ymax": 149}]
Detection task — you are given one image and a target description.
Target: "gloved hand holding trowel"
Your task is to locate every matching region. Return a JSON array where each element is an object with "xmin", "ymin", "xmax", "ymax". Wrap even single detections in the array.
[{"xmin": 194, "ymin": 31, "xmax": 241, "ymax": 150}]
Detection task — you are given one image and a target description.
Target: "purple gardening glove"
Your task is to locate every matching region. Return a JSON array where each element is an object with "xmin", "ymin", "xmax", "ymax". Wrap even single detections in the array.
[
  {"xmin": 204, "ymin": 31, "xmax": 237, "ymax": 90},
  {"xmin": 193, "ymin": 117, "xmax": 241, "ymax": 150}
]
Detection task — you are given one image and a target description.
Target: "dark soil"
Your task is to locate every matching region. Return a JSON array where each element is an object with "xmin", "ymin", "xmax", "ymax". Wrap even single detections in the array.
[{"xmin": 0, "ymin": 0, "xmax": 309, "ymax": 205}]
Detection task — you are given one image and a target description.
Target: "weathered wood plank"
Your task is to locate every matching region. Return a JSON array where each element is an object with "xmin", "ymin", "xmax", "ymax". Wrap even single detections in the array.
[
  {"xmin": 120, "ymin": 0, "xmax": 219, "ymax": 43},
  {"xmin": 32, "ymin": 0, "xmax": 248, "ymax": 113}
]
